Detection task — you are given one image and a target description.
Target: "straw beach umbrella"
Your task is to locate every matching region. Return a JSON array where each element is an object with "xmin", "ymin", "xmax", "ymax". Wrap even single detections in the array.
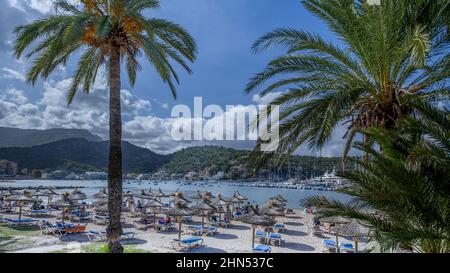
[
  {"xmin": 5, "ymin": 193, "xmax": 34, "ymax": 220},
  {"xmin": 210, "ymin": 194, "xmax": 229, "ymax": 220},
  {"xmin": 203, "ymin": 192, "xmax": 215, "ymax": 203},
  {"xmin": 260, "ymin": 206, "xmax": 284, "ymax": 218},
  {"xmin": 69, "ymin": 189, "xmax": 87, "ymax": 201},
  {"xmin": 225, "ymin": 196, "xmax": 243, "ymax": 210},
  {"xmin": 92, "ymin": 189, "xmax": 108, "ymax": 199},
  {"xmin": 191, "ymin": 200, "xmax": 216, "ymax": 228},
  {"xmin": 49, "ymin": 193, "xmax": 80, "ymax": 223},
  {"xmin": 234, "ymin": 191, "xmax": 248, "ymax": 201},
  {"xmin": 241, "ymin": 213, "xmax": 276, "ymax": 250},
  {"xmin": 331, "ymin": 220, "xmax": 365, "ymax": 253},
  {"xmin": 143, "ymin": 199, "xmax": 164, "ymax": 230},
  {"xmin": 190, "ymin": 191, "xmax": 204, "ymax": 204},
  {"xmin": 270, "ymin": 194, "xmax": 287, "ymax": 203},
  {"xmin": 171, "ymin": 191, "xmax": 192, "ymax": 205},
  {"xmin": 163, "ymin": 202, "xmax": 192, "ymax": 240}
]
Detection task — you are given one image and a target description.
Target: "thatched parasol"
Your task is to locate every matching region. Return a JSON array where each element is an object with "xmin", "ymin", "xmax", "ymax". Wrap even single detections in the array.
[
  {"xmin": 260, "ymin": 206, "xmax": 284, "ymax": 218},
  {"xmin": 210, "ymin": 194, "xmax": 229, "ymax": 220},
  {"xmin": 69, "ymin": 189, "xmax": 87, "ymax": 201},
  {"xmin": 234, "ymin": 191, "xmax": 248, "ymax": 201},
  {"xmin": 203, "ymin": 191, "xmax": 215, "ymax": 203},
  {"xmin": 269, "ymin": 194, "xmax": 287, "ymax": 203},
  {"xmin": 225, "ymin": 196, "xmax": 243, "ymax": 210},
  {"xmin": 265, "ymin": 199, "xmax": 286, "ymax": 208},
  {"xmin": 155, "ymin": 188, "xmax": 170, "ymax": 199},
  {"xmin": 143, "ymin": 199, "xmax": 165, "ymax": 230},
  {"xmin": 163, "ymin": 203, "xmax": 192, "ymax": 240},
  {"xmin": 92, "ymin": 189, "xmax": 108, "ymax": 199},
  {"xmin": 171, "ymin": 191, "xmax": 192, "ymax": 205},
  {"xmin": 5, "ymin": 193, "xmax": 34, "ymax": 220},
  {"xmin": 190, "ymin": 200, "xmax": 216, "ymax": 228},
  {"xmin": 190, "ymin": 191, "xmax": 204, "ymax": 203},
  {"xmin": 49, "ymin": 193, "xmax": 80, "ymax": 223},
  {"xmin": 331, "ymin": 220, "xmax": 365, "ymax": 253},
  {"xmin": 241, "ymin": 213, "xmax": 276, "ymax": 249}
]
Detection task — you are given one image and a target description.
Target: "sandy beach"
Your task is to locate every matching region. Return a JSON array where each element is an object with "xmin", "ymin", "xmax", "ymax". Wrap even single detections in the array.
[{"xmin": 0, "ymin": 209, "xmax": 366, "ymax": 253}]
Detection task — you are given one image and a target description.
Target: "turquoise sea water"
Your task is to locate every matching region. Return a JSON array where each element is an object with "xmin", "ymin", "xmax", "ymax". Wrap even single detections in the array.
[{"xmin": 0, "ymin": 180, "xmax": 352, "ymax": 208}]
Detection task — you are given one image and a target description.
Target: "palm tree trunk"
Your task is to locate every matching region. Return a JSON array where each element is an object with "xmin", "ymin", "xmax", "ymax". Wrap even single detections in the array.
[{"xmin": 107, "ymin": 43, "xmax": 124, "ymax": 253}]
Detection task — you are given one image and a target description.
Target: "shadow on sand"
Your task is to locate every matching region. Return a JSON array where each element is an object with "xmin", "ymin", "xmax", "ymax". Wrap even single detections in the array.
[
  {"xmin": 284, "ymin": 242, "xmax": 316, "ymax": 252},
  {"xmin": 191, "ymin": 246, "xmax": 228, "ymax": 253},
  {"xmin": 214, "ymin": 233, "xmax": 239, "ymax": 240},
  {"xmin": 229, "ymin": 225, "xmax": 251, "ymax": 231}
]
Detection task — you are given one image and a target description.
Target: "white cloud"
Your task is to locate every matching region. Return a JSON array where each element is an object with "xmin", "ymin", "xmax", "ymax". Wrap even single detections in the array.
[{"xmin": 0, "ymin": 67, "xmax": 26, "ymax": 82}]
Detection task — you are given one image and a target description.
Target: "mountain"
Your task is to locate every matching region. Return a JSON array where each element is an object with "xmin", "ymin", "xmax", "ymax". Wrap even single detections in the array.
[
  {"xmin": 0, "ymin": 136, "xmax": 349, "ymax": 178},
  {"xmin": 162, "ymin": 146, "xmax": 347, "ymax": 179},
  {"xmin": 0, "ymin": 138, "xmax": 169, "ymax": 173},
  {"xmin": 0, "ymin": 127, "xmax": 102, "ymax": 148}
]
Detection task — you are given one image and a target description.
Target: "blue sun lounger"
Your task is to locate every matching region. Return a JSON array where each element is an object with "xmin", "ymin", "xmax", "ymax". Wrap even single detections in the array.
[
  {"xmin": 5, "ymin": 218, "xmax": 39, "ymax": 226},
  {"xmin": 253, "ymin": 245, "xmax": 272, "ymax": 253},
  {"xmin": 340, "ymin": 243, "xmax": 355, "ymax": 253},
  {"xmin": 323, "ymin": 239, "xmax": 337, "ymax": 252},
  {"xmin": 268, "ymin": 233, "xmax": 283, "ymax": 246},
  {"xmin": 256, "ymin": 230, "xmax": 268, "ymax": 243},
  {"xmin": 88, "ymin": 230, "xmax": 136, "ymax": 241},
  {"xmin": 39, "ymin": 220, "xmax": 67, "ymax": 237},
  {"xmin": 274, "ymin": 223, "xmax": 286, "ymax": 233},
  {"xmin": 171, "ymin": 237, "xmax": 204, "ymax": 252}
]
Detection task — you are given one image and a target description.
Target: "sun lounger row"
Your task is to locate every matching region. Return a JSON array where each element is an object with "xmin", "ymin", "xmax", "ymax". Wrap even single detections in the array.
[
  {"xmin": 0, "ymin": 217, "xmax": 39, "ymax": 226},
  {"xmin": 322, "ymin": 239, "xmax": 355, "ymax": 253},
  {"xmin": 256, "ymin": 230, "xmax": 283, "ymax": 246},
  {"xmin": 171, "ymin": 237, "xmax": 204, "ymax": 252},
  {"xmin": 186, "ymin": 225, "xmax": 218, "ymax": 236},
  {"xmin": 87, "ymin": 230, "xmax": 136, "ymax": 242},
  {"xmin": 39, "ymin": 221, "xmax": 87, "ymax": 237}
]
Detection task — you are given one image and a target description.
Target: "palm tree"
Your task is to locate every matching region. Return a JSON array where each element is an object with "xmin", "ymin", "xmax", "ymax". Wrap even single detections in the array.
[
  {"xmin": 305, "ymin": 105, "xmax": 450, "ymax": 253},
  {"xmin": 246, "ymin": 0, "xmax": 449, "ymax": 161},
  {"xmin": 13, "ymin": 0, "xmax": 197, "ymax": 252}
]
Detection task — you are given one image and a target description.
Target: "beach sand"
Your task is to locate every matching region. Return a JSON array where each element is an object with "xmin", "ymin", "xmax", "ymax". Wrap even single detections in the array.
[{"xmin": 1, "ymin": 209, "xmax": 366, "ymax": 253}]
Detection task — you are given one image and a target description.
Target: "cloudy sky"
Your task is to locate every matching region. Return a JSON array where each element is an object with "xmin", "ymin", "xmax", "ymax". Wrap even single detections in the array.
[{"xmin": 0, "ymin": 0, "xmax": 350, "ymax": 156}]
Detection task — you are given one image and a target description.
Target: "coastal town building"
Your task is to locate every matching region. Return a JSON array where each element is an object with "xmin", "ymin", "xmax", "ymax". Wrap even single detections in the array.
[{"xmin": 0, "ymin": 160, "xmax": 18, "ymax": 176}]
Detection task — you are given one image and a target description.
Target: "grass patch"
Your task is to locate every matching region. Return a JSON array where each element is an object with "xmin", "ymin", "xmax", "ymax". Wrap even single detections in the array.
[
  {"xmin": 0, "ymin": 226, "xmax": 40, "ymax": 238},
  {"xmin": 81, "ymin": 243, "xmax": 151, "ymax": 253}
]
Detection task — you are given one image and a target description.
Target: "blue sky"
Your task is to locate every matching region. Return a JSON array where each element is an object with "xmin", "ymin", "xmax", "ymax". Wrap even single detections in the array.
[{"xmin": 0, "ymin": 0, "xmax": 347, "ymax": 156}]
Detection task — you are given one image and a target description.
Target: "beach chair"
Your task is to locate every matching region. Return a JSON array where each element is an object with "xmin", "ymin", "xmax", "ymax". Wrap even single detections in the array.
[
  {"xmin": 256, "ymin": 230, "xmax": 268, "ymax": 243},
  {"xmin": 186, "ymin": 225, "xmax": 203, "ymax": 236},
  {"xmin": 4, "ymin": 218, "xmax": 39, "ymax": 226},
  {"xmin": 183, "ymin": 216, "xmax": 193, "ymax": 223},
  {"xmin": 274, "ymin": 223, "xmax": 286, "ymax": 233},
  {"xmin": 87, "ymin": 230, "xmax": 107, "ymax": 242},
  {"xmin": 253, "ymin": 245, "xmax": 272, "ymax": 253},
  {"xmin": 204, "ymin": 226, "xmax": 218, "ymax": 236},
  {"xmin": 267, "ymin": 233, "xmax": 283, "ymax": 246},
  {"xmin": 311, "ymin": 226, "xmax": 324, "ymax": 237},
  {"xmin": 40, "ymin": 221, "xmax": 67, "ymax": 237},
  {"xmin": 323, "ymin": 239, "xmax": 337, "ymax": 252},
  {"xmin": 340, "ymin": 243, "xmax": 355, "ymax": 253},
  {"xmin": 88, "ymin": 230, "xmax": 136, "ymax": 242},
  {"xmin": 60, "ymin": 222, "xmax": 87, "ymax": 234},
  {"xmin": 93, "ymin": 215, "xmax": 109, "ymax": 225},
  {"xmin": 26, "ymin": 209, "xmax": 52, "ymax": 217},
  {"xmin": 171, "ymin": 237, "xmax": 204, "ymax": 252}
]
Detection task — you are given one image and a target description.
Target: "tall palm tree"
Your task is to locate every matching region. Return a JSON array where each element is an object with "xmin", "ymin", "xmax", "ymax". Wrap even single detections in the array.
[
  {"xmin": 246, "ymin": 0, "xmax": 449, "ymax": 161},
  {"xmin": 305, "ymin": 104, "xmax": 450, "ymax": 253},
  {"xmin": 13, "ymin": 0, "xmax": 197, "ymax": 252}
]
